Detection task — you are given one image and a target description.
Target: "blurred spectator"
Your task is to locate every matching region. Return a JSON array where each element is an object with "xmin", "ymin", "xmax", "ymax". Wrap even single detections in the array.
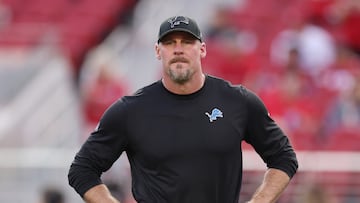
[
  {"xmin": 296, "ymin": 183, "xmax": 337, "ymax": 203},
  {"xmin": 81, "ymin": 63, "xmax": 128, "ymax": 137},
  {"xmin": 204, "ymin": 5, "xmax": 257, "ymax": 54},
  {"xmin": 325, "ymin": 0, "xmax": 360, "ymax": 55},
  {"xmin": 203, "ymin": 6, "xmax": 258, "ymax": 85},
  {"xmin": 318, "ymin": 44, "xmax": 360, "ymax": 98},
  {"xmin": 39, "ymin": 187, "xmax": 64, "ymax": 203},
  {"xmin": 321, "ymin": 74, "xmax": 360, "ymax": 137},
  {"xmin": 258, "ymin": 48, "xmax": 322, "ymax": 150},
  {"xmin": 205, "ymin": 6, "xmax": 239, "ymax": 43},
  {"xmin": 0, "ymin": 0, "xmax": 11, "ymax": 29},
  {"xmin": 270, "ymin": 12, "xmax": 336, "ymax": 77},
  {"xmin": 343, "ymin": 186, "xmax": 359, "ymax": 203}
]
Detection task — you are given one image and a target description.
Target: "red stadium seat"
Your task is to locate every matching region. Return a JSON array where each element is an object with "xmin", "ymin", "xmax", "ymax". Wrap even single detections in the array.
[
  {"xmin": 0, "ymin": 23, "xmax": 46, "ymax": 48},
  {"xmin": 13, "ymin": 0, "xmax": 69, "ymax": 23},
  {"xmin": 324, "ymin": 127, "xmax": 360, "ymax": 151}
]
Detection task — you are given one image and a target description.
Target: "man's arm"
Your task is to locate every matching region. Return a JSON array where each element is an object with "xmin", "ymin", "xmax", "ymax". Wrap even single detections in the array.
[
  {"xmin": 83, "ymin": 184, "xmax": 120, "ymax": 203},
  {"xmin": 247, "ymin": 168, "xmax": 290, "ymax": 203}
]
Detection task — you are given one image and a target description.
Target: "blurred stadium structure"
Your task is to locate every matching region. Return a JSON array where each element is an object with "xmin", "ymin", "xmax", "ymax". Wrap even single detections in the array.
[{"xmin": 0, "ymin": 0, "xmax": 359, "ymax": 202}]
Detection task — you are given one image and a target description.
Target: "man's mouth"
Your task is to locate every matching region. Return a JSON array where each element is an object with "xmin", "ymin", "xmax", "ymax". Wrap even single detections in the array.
[{"xmin": 170, "ymin": 57, "xmax": 188, "ymax": 64}]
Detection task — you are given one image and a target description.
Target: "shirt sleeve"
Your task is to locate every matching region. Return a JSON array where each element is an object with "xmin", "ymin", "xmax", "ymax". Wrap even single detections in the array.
[
  {"xmin": 68, "ymin": 98, "xmax": 129, "ymax": 197},
  {"xmin": 242, "ymin": 87, "xmax": 298, "ymax": 178}
]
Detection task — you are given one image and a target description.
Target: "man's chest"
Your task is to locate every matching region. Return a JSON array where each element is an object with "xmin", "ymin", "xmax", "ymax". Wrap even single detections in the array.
[{"xmin": 126, "ymin": 102, "xmax": 246, "ymax": 164}]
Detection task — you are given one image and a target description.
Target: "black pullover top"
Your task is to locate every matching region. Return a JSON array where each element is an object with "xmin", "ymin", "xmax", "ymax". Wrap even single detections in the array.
[{"xmin": 68, "ymin": 75, "xmax": 298, "ymax": 203}]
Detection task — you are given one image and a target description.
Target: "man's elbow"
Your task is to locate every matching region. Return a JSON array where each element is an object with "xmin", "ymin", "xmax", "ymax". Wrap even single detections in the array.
[{"xmin": 67, "ymin": 163, "xmax": 103, "ymax": 197}]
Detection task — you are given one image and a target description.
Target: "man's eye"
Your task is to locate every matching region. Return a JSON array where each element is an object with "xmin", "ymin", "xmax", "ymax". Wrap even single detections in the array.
[
  {"xmin": 183, "ymin": 40, "xmax": 194, "ymax": 44},
  {"xmin": 162, "ymin": 40, "xmax": 173, "ymax": 45}
]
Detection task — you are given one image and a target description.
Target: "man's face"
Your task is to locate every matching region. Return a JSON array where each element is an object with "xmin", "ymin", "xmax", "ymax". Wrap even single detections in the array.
[{"xmin": 155, "ymin": 32, "xmax": 206, "ymax": 84}]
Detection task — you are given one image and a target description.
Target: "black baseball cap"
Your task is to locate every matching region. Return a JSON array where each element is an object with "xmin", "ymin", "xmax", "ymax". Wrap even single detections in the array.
[{"xmin": 158, "ymin": 16, "xmax": 203, "ymax": 43}]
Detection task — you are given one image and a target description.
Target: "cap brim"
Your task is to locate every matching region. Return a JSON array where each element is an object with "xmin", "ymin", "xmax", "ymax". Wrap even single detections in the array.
[{"xmin": 158, "ymin": 28, "xmax": 202, "ymax": 42}]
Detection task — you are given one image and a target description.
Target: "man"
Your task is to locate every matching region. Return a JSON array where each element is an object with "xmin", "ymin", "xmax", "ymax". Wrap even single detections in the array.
[{"xmin": 68, "ymin": 15, "xmax": 298, "ymax": 203}]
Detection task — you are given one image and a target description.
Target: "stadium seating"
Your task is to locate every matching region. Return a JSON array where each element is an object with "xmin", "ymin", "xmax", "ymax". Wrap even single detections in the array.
[
  {"xmin": 1, "ymin": 1, "xmax": 359, "ymax": 201},
  {"xmin": 324, "ymin": 127, "xmax": 360, "ymax": 151},
  {"xmin": 0, "ymin": 23, "xmax": 47, "ymax": 48},
  {"xmin": 0, "ymin": 0, "xmax": 137, "ymax": 77}
]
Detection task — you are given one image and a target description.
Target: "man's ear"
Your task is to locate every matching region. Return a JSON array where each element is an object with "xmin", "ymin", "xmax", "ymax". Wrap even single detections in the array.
[
  {"xmin": 200, "ymin": 42, "xmax": 207, "ymax": 58},
  {"xmin": 155, "ymin": 43, "xmax": 161, "ymax": 60}
]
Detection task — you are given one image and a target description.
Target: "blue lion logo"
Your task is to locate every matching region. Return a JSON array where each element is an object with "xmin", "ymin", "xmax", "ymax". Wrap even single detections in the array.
[{"xmin": 205, "ymin": 108, "xmax": 223, "ymax": 122}]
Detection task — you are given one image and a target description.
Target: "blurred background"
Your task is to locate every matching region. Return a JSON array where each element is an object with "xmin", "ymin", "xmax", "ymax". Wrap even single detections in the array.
[{"xmin": 0, "ymin": 0, "xmax": 359, "ymax": 202}]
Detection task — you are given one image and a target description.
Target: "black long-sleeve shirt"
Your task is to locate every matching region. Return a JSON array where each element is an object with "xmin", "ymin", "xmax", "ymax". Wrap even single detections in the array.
[{"xmin": 68, "ymin": 75, "xmax": 298, "ymax": 203}]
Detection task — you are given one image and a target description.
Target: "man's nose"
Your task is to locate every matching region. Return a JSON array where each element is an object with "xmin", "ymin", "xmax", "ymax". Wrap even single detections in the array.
[{"xmin": 173, "ymin": 42, "xmax": 184, "ymax": 54}]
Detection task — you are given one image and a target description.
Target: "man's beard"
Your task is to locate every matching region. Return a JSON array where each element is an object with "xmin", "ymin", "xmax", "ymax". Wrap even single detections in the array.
[{"xmin": 168, "ymin": 64, "xmax": 193, "ymax": 85}]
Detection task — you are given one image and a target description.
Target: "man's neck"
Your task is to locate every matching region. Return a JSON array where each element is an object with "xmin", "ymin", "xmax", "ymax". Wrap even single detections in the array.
[{"xmin": 162, "ymin": 73, "xmax": 206, "ymax": 95}]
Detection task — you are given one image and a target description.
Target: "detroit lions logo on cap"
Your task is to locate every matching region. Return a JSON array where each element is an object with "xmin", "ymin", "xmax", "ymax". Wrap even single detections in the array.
[{"xmin": 168, "ymin": 16, "xmax": 190, "ymax": 28}]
